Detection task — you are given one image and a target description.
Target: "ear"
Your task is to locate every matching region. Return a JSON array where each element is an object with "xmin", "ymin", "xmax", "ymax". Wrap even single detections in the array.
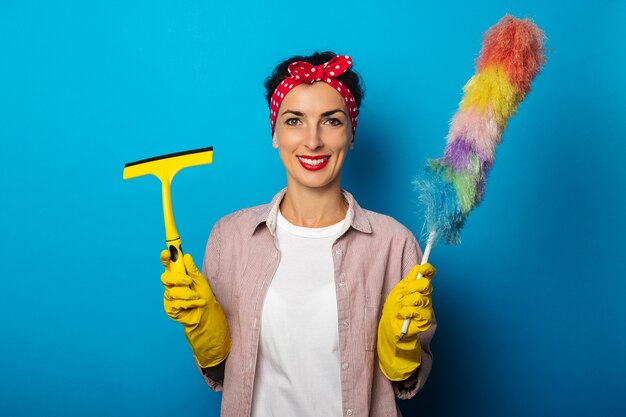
[
  {"xmin": 349, "ymin": 139, "xmax": 354, "ymax": 150},
  {"xmin": 272, "ymin": 131, "xmax": 279, "ymax": 149}
]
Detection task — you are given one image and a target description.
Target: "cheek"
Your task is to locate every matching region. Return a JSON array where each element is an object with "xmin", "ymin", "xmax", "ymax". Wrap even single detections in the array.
[
  {"xmin": 275, "ymin": 127, "xmax": 306, "ymax": 146},
  {"xmin": 327, "ymin": 130, "xmax": 352, "ymax": 151}
]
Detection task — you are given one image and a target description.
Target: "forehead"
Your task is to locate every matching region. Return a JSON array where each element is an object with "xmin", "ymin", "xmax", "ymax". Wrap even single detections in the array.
[{"xmin": 279, "ymin": 82, "xmax": 348, "ymax": 114}]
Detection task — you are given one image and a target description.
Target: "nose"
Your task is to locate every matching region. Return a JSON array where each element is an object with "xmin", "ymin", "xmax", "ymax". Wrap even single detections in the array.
[{"xmin": 304, "ymin": 124, "xmax": 323, "ymax": 150}]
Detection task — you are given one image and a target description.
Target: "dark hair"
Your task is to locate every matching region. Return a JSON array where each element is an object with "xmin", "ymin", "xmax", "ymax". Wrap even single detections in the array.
[{"xmin": 264, "ymin": 51, "xmax": 365, "ymax": 109}]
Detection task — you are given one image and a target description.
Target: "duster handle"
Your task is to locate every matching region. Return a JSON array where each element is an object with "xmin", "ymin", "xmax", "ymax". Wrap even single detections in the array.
[{"xmin": 399, "ymin": 230, "xmax": 436, "ymax": 339}]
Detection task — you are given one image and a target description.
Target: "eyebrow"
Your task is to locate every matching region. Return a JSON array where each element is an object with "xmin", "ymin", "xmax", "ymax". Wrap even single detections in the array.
[{"xmin": 281, "ymin": 109, "xmax": 347, "ymax": 117}]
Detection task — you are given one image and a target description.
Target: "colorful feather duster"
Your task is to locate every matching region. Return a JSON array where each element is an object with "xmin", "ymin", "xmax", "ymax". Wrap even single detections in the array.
[
  {"xmin": 417, "ymin": 14, "xmax": 546, "ymax": 245},
  {"xmin": 400, "ymin": 15, "xmax": 547, "ymax": 337}
]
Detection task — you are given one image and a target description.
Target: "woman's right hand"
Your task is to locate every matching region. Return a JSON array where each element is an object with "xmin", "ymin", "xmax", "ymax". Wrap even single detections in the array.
[
  {"xmin": 160, "ymin": 250, "xmax": 231, "ymax": 367},
  {"xmin": 160, "ymin": 250, "xmax": 213, "ymax": 327},
  {"xmin": 377, "ymin": 263, "xmax": 435, "ymax": 381}
]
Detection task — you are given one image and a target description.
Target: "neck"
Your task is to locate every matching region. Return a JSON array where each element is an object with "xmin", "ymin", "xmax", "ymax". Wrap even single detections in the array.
[{"xmin": 280, "ymin": 181, "xmax": 348, "ymax": 228}]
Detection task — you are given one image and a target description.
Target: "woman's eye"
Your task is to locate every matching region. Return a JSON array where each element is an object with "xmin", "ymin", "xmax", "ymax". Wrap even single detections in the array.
[
  {"xmin": 285, "ymin": 118, "xmax": 300, "ymax": 126},
  {"xmin": 326, "ymin": 118, "xmax": 343, "ymax": 126}
]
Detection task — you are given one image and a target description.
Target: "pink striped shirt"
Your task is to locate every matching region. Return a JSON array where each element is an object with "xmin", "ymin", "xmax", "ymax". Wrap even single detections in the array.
[{"xmin": 200, "ymin": 188, "xmax": 435, "ymax": 417}]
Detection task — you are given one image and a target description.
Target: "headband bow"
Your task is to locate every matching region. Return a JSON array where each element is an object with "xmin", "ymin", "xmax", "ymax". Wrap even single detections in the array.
[
  {"xmin": 269, "ymin": 55, "xmax": 358, "ymax": 137},
  {"xmin": 287, "ymin": 55, "xmax": 352, "ymax": 82}
]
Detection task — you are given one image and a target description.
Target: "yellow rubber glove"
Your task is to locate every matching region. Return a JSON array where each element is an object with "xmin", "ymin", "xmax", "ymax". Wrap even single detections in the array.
[
  {"xmin": 160, "ymin": 250, "xmax": 231, "ymax": 368},
  {"xmin": 377, "ymin": 263, "xmax": 435, "ymax": 381}
]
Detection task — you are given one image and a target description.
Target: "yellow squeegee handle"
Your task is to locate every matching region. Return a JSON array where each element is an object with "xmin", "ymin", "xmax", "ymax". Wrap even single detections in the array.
[
  {"xmin": 166, "ymin": 237, "xmax": 187, "ymax": 275},
  {"xmin": 161, "ymin": 180, "xmax": 187, "ymax": 275}
]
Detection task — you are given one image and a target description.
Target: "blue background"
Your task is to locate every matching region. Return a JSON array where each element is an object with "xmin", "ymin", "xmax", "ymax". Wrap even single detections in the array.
[{"xmin": 1, "ymin": 1, "xmax": 625, "ymax": 416}]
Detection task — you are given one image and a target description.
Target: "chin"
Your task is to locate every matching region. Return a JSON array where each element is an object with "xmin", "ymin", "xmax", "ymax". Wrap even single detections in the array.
[{"xmin": 300, "ymin": 174, "xmax": 341, "ymax": 190}]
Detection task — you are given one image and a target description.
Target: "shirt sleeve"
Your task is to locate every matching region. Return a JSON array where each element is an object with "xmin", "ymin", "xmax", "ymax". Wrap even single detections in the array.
[
  {"xmin": 392, "ymin": 234, "xmax": 436, "ymax": 400},
  {"xmin": 197, "ymin": 220, "xmax": 226, "ymax": 392}
]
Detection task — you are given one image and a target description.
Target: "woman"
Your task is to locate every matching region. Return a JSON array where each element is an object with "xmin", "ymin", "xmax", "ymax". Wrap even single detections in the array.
[{"xmin": 160, "ymin": 51, "xmax": 436, "ymax": 417}]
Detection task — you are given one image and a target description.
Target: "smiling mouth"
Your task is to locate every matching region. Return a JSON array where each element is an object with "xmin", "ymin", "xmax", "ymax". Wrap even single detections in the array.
[{"xmin": 296, "ymin": 155, "xmax": 331, "ymax": 171}]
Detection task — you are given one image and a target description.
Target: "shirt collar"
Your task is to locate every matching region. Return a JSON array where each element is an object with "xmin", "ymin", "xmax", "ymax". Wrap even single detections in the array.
[{"xmin": 251, "ymin": 188, "xmax": 372, "ymax": 236}]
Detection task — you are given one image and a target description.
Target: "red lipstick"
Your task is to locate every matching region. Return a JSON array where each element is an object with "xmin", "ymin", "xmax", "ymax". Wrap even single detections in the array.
[{"xmin": 297, "ymin": 155, "xmax": 330, "ymax": 171}]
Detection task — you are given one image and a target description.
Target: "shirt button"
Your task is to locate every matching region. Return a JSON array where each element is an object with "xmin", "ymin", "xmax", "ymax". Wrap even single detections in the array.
[
  {"xmin": 335, "ymin": 248, "xmax": 343, "ymax": 255},
  {"xmin": 346, "ymin": 409, "xmax": 353, "ymax": 416},
  {"xmin": 342, "ymin": 362, "xmax": 349, "ymax": 370},
  {"xmin": 342, "ymin": 319, "xmax": 350, "ymax": 328}
]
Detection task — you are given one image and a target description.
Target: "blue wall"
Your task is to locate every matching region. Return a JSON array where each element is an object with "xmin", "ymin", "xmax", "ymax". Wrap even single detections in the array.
[{"xmin": 1, "ymin": 1, "xmax": 625, "ymax": 416}]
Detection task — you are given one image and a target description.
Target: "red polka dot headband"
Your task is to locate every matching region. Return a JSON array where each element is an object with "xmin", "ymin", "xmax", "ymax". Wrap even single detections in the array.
[{"xmin": 269, "ymin": 55, "xmax": 358, "ymax": 137}]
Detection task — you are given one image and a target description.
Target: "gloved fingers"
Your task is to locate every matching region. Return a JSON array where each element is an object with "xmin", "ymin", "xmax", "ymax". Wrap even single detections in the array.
[
  {"xmin": 416, "ymin": 262, "xmax": 436, "ymax": 279},
  {"xmin": 160, "ymin": 250, "xmax": 171, "ymax": 270},
  {"xmin": 405, "ymin": 316, "xmax": 432, "ymax": 334},
  {"xmin": 164, "ymin": 286, "xmax": 202, "ymax": 301},
  {"xmin": 170, "ymin": 315, "xmax": 200, "ymax": 327},
  {"xmin": 164, "ymin": 299, "xmax": 201, "ymax": 325},
  {"xmin": 403, "ymin": 277, "xmax": 433, "ymax": 296},
  {"xmin": 160, "ymin": 270, "xmax": 193, "ymax": 288},
  {"xmin": 398, "ymin": 306, "xmax": 433, "ymax": 323},
  {"xmin": 398, "ymin": 311, "xmax": 432, "ymax": 334},
  {"xmin": 401, "ymin": 263, "xmax": 436, "ymax": 282},
  {"xmin": 400, "ymin": 292, "xmax": 432, "ymax": 308},
  {"xmin": 168, "ymin": 298, "xmax": 207, "ymax": 311},
  {"xmin": 165, "ymin": 299, "xmax": 206, "ymax": 327},
  {"xmin": 183, "ymin": 253, "xmax": 212, "ymax": 292},
  {"xmin": 183, "ymin": 254, "xmax": 201, "ymax": 276}
]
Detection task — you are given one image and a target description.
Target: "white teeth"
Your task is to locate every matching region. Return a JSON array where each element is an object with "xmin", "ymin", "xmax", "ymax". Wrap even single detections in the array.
[{"xmin": 298, "ymin": 157, "xmax": 328, "ymax": 166}]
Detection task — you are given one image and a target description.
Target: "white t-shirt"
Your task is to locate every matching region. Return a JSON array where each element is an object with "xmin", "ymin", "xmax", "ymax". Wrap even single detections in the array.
[{"xmin": 250, "ymin": 209, "xmax": 345, "ymax": 417}]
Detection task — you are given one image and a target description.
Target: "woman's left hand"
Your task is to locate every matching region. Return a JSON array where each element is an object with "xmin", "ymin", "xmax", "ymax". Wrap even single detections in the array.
[{"xmin": 376, "ymin": 263, "xmax": 436, "ymax": 381}]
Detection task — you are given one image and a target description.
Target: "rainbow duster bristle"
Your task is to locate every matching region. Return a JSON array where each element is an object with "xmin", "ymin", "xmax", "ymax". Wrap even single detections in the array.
[{"xmin": 415, "ymin": 14, "xmax": 546, "ymax": 244}]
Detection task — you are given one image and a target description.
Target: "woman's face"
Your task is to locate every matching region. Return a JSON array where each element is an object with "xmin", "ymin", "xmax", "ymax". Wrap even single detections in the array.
[{"xmin": 273, "ymin": 81, "xmax": 353, "ymax": 192}]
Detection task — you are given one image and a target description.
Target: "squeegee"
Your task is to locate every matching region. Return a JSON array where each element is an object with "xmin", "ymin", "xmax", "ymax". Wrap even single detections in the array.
[{"xmin": 123, "ymin": 147, "xmax": 213, "ymax": 274}]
